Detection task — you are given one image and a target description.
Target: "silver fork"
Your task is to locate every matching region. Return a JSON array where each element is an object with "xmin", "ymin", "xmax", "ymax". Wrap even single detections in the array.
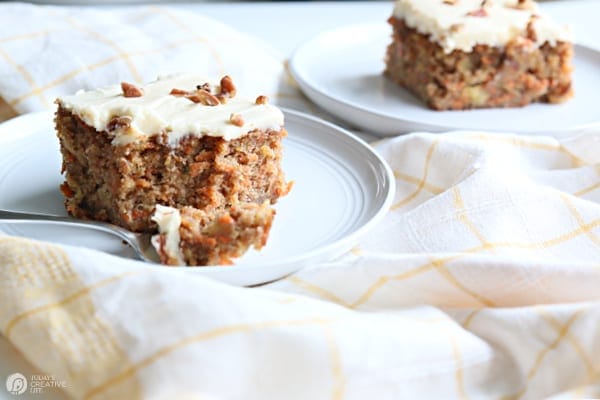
[{"xmin": 0, "ymin": 209, "xmax": 158, "ymax": 263}]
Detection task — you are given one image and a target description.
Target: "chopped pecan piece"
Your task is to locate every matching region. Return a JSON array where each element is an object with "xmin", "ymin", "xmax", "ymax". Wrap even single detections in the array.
[
  {"xmin": 508, "ymin": 0, "xmax": 534, "ymax": 10},
  {"xmin": 170, "ymin": 76, "xmax": 238, "ymax": 106},
  {"xmin": 107, "ymin": 115, "xmax": 132, "ymax": 132},
  {"xmin": 216, "ymin": 75, "xmax": 237, "ymax": 104},
  {"xmin": 443, "ymin": 0, "xmax": 457, "ymax": 4},
  {"xmin": 526, "ymin": 15, "xmax": 539, "ymax": 41},
  {"xmin": 196, "ymin": 83, "xmax": 211, "ymax": 92},
  {"xmin": 170, "ymin": 88, "xmax": 188, "ymax": 96},
  {"xmin": 466, "ymin": 8, "xmax": 488, "ymax": 17},
  {"xmin": 121, "ymin": 82, "xmax": 143, "ymax": 98},
  {"xmin": 255, "ymin": 95, "xmax": 269, "ymax": 105},
  {"xmin": 170, "ymin": 87, "xmax": 220, "ymax": 106},
  {"xmin": 220, "ymin": 76, "xmax": 236, "ymax": 96},
  {"xmin": 449, "ymin": 23, "xmax": 464, "ymax": 33},
  {"xmin": 187, "ymin": 90, "xmax": 220, "ymax": 106},
  {"xmin": 229, "ymin": 113, "xmax": 244, "ymax": 127}
]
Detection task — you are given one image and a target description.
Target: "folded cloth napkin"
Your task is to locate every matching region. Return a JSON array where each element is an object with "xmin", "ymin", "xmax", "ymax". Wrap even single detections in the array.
[{"xmin": 1, "ymin": 3, "xmax": 600, "ymax": 400}]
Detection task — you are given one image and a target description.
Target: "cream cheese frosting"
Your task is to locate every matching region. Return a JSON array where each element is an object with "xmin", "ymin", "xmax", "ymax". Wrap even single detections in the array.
[
  {"xmin": 151, "ymin": 205, "xmax": 185, "ymax": 266},
  {"xmin": 392, "ymin": 0, "xmax": 573, "ymax": 53},
  {"xmin": 57, "ymin": 73, "xmax": 284, "ymax": 146}
]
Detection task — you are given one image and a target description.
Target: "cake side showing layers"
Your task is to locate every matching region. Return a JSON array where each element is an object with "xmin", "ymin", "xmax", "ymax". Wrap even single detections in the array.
[
  {"xmin": 55, "ymin": 75, "xmax": 290, "ymax": 238},
  {"xmin": 152, "ymin": 204, "xmax": 275, "ymax": 266},
  {"xmin": 385, "ymin": 0, "xmax": 574, "ymax": 111}
]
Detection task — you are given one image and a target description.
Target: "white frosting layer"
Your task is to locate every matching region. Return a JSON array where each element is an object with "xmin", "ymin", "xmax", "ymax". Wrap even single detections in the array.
[
  {"xmin": 57, "ymin": 74, "xmax": 284, "ymax": 145},
  {"xmin": 151, "ymin": 205, "xmax": 185, "ymax": 265},
  {"xmin": 392, "ymin": 0, "xmax": 573, "ymax": 53}
]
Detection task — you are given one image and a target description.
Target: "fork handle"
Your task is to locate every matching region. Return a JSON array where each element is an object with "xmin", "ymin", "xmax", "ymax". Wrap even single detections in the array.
[
  {"xmin": 1, "ymin": 209, "xmax": 73, "ymax": 223},
  {"xmin": 0, "ymin": 209, "xmax": 131, "ymax": 242}
]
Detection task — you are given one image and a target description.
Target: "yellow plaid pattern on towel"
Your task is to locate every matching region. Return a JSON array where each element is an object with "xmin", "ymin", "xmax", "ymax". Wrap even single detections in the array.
[{"xmin": 0, "ymin": 237, "xmax": 142, "ymax": 399}]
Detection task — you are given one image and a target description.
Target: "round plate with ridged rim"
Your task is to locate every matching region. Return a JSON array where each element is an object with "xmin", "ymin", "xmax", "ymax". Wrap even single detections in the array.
[{"xmin": 0, "ymin": 109, "xmax": 394, "ymax": 286}]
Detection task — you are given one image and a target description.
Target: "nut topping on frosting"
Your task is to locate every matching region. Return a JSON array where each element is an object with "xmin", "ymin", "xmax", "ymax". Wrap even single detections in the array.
[
  {"xmin": 169, "ymin": 88, "xmax": 188, "ymax": 96},
  {"xmin": 466, "ymin": 8, "xmax": 488, "ymax": 17},
  {"xmin": 229, "ymin": 113, "xmax": 245, "ymax": 127},
  {"xmin": 121, "ymin": 82, "xmax": 143, "ymax": 98},
  {"xmin": 507, "ymin": 0, "xmax": 534, "ymax": 10},
  {"xmin": 526, "ymin": 14, "xmax": 540, "ymax": 41},
  {"xmin": 170, "ymin": 75, "xmax": 238, "ymax": 106},
  {"xmin": 188, "ymin": 90, "xmax": 220, "ymax": 106},
  {"xmin": 449, "ymin": 23, "xmax": 464, "ymax": 33},
  {"xmin": 255, "ymin": 95, "xmax": 269, "ymax": 105},
  {"xmin": 466, "ymin": 0, "xmax": 492, "ymax": 17},
  {"xmin": 56, "ymin": 73, "xmax": 285, "ymax": 145},
  {"xmin": 217, "ymin": 75, "xmax": 237, "ymax": 103},
  {"xmin": 170, "ymin": 86, "xmax": 220, "ymax": 106},
  {"xmin": 196, "ymin": 83, "xmax": 211, "ymax": 91},
  {"xmin": 107, "ymin": 115, "xmax": 132, "ymax": 132}
]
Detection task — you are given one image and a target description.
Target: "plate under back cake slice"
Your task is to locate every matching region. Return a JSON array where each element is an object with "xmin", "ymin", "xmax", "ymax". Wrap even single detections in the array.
[
  {"xmin": 55, "ymin": 74, "xmax": 290, "ymax": 266},
  {"xmin": 385, "ymin": 0, "xmax": 574, "ymax": 110}
]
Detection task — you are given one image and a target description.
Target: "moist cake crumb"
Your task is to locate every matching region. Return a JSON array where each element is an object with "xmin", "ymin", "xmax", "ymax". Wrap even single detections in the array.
[{"xmin": 152, "ymin": 203, "xmax": 275, "ymax": 266}]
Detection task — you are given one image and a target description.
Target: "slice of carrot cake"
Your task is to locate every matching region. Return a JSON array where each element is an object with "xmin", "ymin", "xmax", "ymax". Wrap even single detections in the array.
[
  {"xmin": 385, "ymin": 0, "xmax": 574, "ymax": 110},
  {"xmin": 55, "ymin": 74, "xmax": 290, "ymax": 266}
]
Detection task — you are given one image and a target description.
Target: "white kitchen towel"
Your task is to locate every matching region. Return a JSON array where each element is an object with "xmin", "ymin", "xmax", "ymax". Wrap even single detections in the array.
[
  {"xmin": 0, "ymin": 2, "xmax": 307, "ymax": 121},
  {"xmin": 2, "ymin": 130, "xmax": 600, "ymax": 399},
  {"xmin": 1, "ymin": 2, "xmax": 600, "ymax": 400}
]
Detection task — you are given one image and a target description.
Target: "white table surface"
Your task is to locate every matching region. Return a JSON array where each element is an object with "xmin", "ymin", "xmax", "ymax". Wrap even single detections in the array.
[{"xmin": 1, "ymin": 1, "xmax": 598, "ymax": 399}]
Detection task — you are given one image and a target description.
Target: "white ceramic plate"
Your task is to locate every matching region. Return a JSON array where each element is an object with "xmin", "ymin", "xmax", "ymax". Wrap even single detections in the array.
[
  {"xmin": 289, "ymin": 23, "xmax": 600, "ymax": 137},
  {"xmin": 0, "ymin": 109, "xmax": 394, "ymax": 286}
]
